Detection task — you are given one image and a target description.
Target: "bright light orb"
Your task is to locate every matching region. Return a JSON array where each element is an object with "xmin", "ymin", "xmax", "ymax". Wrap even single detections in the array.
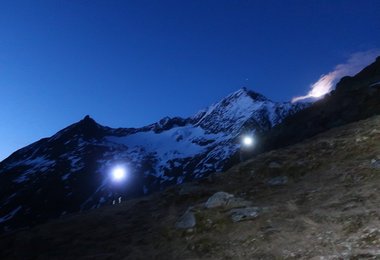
[
  {"xmin": 111, "ymin": 166, "xmax": 127, "ymax": 182},
  {"xmin": 242, "ymin": 136, "xmax": 254, "ymax": 147}
]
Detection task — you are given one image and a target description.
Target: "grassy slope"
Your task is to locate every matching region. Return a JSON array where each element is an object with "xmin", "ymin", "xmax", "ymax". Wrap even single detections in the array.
[{"xmin": 1, "ymin": 116, "xmax": 380, "ymax": 259}]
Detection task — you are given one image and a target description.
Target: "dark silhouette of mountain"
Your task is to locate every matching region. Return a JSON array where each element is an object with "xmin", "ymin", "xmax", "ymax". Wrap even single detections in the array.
[{"xmin": 258, "ymin": 56, "xmax": 380, "ymax": 152}]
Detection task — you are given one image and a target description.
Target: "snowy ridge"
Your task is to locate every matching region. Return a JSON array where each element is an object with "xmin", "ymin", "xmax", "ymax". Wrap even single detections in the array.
[{"xmin": 196, "ymin": 88, "xmax": 300, "ymax": 134}]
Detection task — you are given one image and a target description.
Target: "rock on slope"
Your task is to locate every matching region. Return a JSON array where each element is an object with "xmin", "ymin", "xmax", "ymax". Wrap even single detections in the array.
[
  {"xmin": 0, "ymin": 88, "xmax": 305, "ymax": 232},
  {"xmin": 1, "ymin": 114, "xmax": 380, "ymax": 259}
]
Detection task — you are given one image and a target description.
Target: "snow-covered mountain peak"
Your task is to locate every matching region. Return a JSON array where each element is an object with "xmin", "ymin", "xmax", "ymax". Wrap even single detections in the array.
[
  {"xmin": 194, "ymin": 87, "xmax": 293, "ymax": 134},
  {"xmin": 227, "ymin": 87, "xmax": 268, "ymax": 102}
]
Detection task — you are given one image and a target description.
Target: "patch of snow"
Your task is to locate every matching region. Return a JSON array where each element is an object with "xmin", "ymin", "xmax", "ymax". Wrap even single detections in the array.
[
  {"xmin": 176, "ymin": 176, "xmax": 184, "ymax": 184},
  {"xmin": 369, "ymin": 81, "xmax": 380, "ymax": 87},
  {"xmin": 61, "ymin": 173, "xmax": 71, "ymax": 181},
  {"xmin": 0, "ymin": 206, "xmax": 22, "ymax": 223},
  {"xmin": 12, "ymin": 156, "xmax": 56, "ymax": 183},
  {"xmin": 0, "ymin": 193, "xmax": 18, "ymax": 207},
  {"xmin": 106, "ymin": 125, "xmax": 224, "ymax": 174},
  {"xmin": 68, "ymin": 156, "xmax": 84, "ymax": 171}
]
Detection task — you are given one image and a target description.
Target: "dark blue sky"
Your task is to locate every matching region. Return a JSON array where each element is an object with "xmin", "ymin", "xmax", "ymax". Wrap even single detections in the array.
[{"xmin": 1, "ymin": 0, "xmax": 379, "ymax": 160}]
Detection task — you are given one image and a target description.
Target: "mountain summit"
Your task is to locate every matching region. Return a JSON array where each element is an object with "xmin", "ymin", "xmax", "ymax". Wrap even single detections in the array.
[
  {"xmin": 0, "ymin": 88, "xmax": 305, "ymax": 232},
  {"xmin": 195, "ymin": 87, "xmax": 296, "ymax": 134}
]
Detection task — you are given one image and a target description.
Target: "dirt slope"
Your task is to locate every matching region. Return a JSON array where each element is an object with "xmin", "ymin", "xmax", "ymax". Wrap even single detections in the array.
[{"xmin": 1, "ymin": 116, "xmax": 380, "ymax": 259}]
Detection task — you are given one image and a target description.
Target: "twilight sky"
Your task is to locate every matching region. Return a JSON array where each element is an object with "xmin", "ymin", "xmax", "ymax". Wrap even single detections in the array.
[{"xmin": 0, "ymin": 0, "xmax": 379, "ymax": 161}]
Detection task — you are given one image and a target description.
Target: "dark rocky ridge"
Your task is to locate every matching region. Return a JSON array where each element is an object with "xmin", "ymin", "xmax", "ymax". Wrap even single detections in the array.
[{"xmin": 258, "ymin": 56, "xmax": 380, "ymax": 153}]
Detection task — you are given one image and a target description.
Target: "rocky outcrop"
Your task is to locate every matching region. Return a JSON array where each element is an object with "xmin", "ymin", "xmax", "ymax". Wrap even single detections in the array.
[{"xmin": 259, "ymin": 56, "xmax": 380, "ymax": 153}]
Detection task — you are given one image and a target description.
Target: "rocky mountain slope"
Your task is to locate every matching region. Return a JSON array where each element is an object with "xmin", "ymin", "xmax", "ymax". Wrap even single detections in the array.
[
  {"xmin": 0, "ymin": 88, "xmax": 305, "ymax": 232},
  {"xmin": 259, "ymin": 56, "xmax": 380, "ymax": 153},
  {"xmin": 1, "ymin": 114, "xmax": 380, "ymax": 259}
]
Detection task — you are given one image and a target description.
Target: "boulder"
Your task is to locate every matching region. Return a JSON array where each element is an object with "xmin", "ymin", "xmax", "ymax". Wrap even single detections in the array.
[
  {"xmin": 267, "ymin": 176, "xmax": 288, "ymax": 186},
  {"xmin": 229, "ymin": 207, "xmax": 260, "ymax": 222},
  {"xmin": 205, "ymin": 192, "xmax": 234, "ymax": 208},
  {"xmin": 268, "ymin": 161, "xmax": 282, "ymax": 169},
  {"xmin": 371, "ymin": 159, "xmax": 380, "ymax": 169},
  {"xmin": 205, "ymin": 191, "xmax": 253, "ymax": 209},
  {"xmin": 175, "ymin": 208, "xmax": 196, "ymax": 229}
]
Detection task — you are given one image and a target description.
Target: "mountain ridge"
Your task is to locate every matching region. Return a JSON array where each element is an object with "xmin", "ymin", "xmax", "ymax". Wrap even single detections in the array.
[
  {"xmin": 0, "ymin": 87, "xmax": 306, "ymax": 232},
  {"xmin": 258, "ymin": 56, "xmax": 380, "ymax": 153}
]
